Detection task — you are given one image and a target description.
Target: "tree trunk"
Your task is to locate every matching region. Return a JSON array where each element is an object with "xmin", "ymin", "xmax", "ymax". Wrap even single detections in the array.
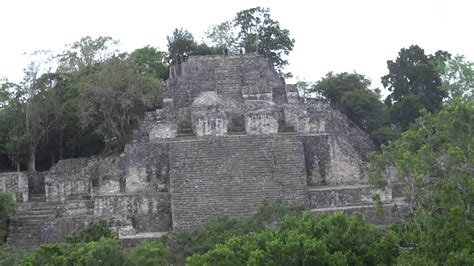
[
  {"xmin": 59, "ymin": 132, "xmax": 64, "ymax": 160},
  {"xmin": 28, "ymin": 145, "xmax": 36, "ymax": 172},
  {"xmin": 16, "ymin": 155, "xmax": 20, "ymax": 172}
]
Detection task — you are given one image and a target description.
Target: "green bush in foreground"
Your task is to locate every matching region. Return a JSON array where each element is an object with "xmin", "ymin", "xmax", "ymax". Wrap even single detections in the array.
[
  {"xmin": 0, "ymin": 192, "xmax": 15, "ymax": 243},
  {"xmin": 187, "ymin": 213, "xmax": 398, "ymax": 266}
]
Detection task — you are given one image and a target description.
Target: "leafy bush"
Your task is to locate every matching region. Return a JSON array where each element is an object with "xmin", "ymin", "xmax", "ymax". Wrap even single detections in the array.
[
  {"xmin": 163, "ymin": 201, "xmax": 304, "ymax": 265},
  {"xmin": 0, "ymin": 244, "xmax": 25, "ymax": 265},
  {"xmin": 124, "ymin": 241, "xmax": 169, "ymax": 266},
  {"xmin": 66, "ymin": 220, "xmax": 117, "ymax": 244},
  {"xmin": 0, "ymin": 192, "xmax": 15, "ymax": 243},
  {"xmin": 20, "ymin": 239, "xmax": 124, "ymax": 266},
  {"xmin": 187, "ymin": 213, "xmax": 398, "ymax": 265}
]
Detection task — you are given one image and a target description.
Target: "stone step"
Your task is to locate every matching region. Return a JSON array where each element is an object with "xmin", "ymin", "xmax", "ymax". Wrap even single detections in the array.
[
  {"xmin": 15, "ymin": 209, "xmax": 57, "ymax": 216},
  {"xmin": 307, "ymin": 200, "xmax": 407, "ymax": 226},
  {"xmin": 119, "ymin": 232, "xmax": 169, "ymax": 248},
  {"xmin": 29, "ymin": 194, "xmax": 46, "ymax": 201},
  {"xmin": 307, "ymin": 184, "xmax": 393, "ymax": 209}
]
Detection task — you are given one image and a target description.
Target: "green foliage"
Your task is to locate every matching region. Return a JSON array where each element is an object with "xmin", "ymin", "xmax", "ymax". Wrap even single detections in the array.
[
  {"xmin": 78, "ymin": 55, "xmax": 162, "ymax": 150},
  {"xmin": 21, "ymin": 221, "xmax": 121, "ymax": 265},
  {"xmin": 0, "ymin": 192, "xmax": 15, "ymax": 243},
  {"xmin": 369, "ymin": 97, "xmax": 474, "ymax": 263},
  {"xmin": 129, "ymin": 46, "xmax": 169, "ymax": 80},
  {"xmin": 234, "ymin": 7, "xmax": 295, "ymax": 76},
  {"xmin": 0, "ymin": 81, "xmax": 28, "ymax": 170},
  {"xmin": 205, "ymin": 21, "xmax": 237, "ymax": 51},
  {"xmin": 0, "ymin": 244, "xmax": 26, "ymax": 265},
  {"xmin": 312, "ymin": 72, "xmax": 371, "ymax": 106},
  {"xmin": 382, "ymin": 45, "xmax": 450, "ymax": 129},
  {"xmin": 163, "ymin": 202, "xmax": 304, "ymax": 265},
  {"xmin": 440, "ymin": 55, "xmax": 474, "ymax": 102},
  {"xmin": 310, "ymin": 72, "xmax": 394, "ymax": 145},
  {"xmin": 124, "ymin": 241, "xmax": 169, "ymax": 266},
  {"xmin": 21, "ymin": 239, "xmax": 124, "ymax": 266},
  {"xmin": 57, "ymin": 36, "xmax": 119, "ymax": 71},
  {"xmin": 187, "ymin": 213, "xmax": 397, "ymax": 265},
  {"xmin": 167, "ymin": 28, "xmax": 195, "ymax": 59},
  {"xmin": 66, "ymin": 220, "xmax": 117, "ymax": 244}
]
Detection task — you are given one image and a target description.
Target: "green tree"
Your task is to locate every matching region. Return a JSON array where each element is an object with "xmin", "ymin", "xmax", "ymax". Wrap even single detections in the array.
[
  {"xmin": 187, "ymin": 213, "xmax": 397, "ymax": 265},
  {"xmin": 369, "ymin": 97, "xmax": 474, "ymax": 263},
  {"xmin": 129, "ymin": 46, "xmax": 169, "ymax": 80},
  {"xmin": 57, "ymin": 36, "xmax": 119, "ymax": 71},
  {"xmin": 20, "ymin": 239, "xmax": 124, "ymax": 266},
  {"xmin": 205, "ymin": 21, "xmax": 237, "ymax": 51},
  {"xmin": 78, "ymin": 55, "xmax": 162, "ymax": 150},
  {"xmin": 312, "ymin": 72, "xmax": 371, "ymax": 107},
  {"xmin": 66, "ymin": 220, "xmax": 117, "ymax": 244},
  {"xmin": 310, "ymin": 72, "xmax": 394, "ymax": 145},
  {"xmin": 163, "ymin": 202, "xmax": 304, "ymax": 265},
  {"xmin": 0, "ymin": 81, "xmax": 28, "ymax": 171},
  {"xmin": 440, "ymin": 55, "xmax": 473, "ymax": 101},
  {"xmin": 234, "ymin": 7, "xmax": 295, "ymax": 76},
  {"xmin": 124, "ymin": 241, "xmax": 169, "ymax": 266},
  {"xmin": 382, "ymin": 45, "xmax": 450, "ymax": 129},
  {"xmin": 22, "ymin": 63, "xmax": 57, "ymax": 172},
  {"xmin": 167, "ymin": 28, "xmax": 195, "ymax": 61}
]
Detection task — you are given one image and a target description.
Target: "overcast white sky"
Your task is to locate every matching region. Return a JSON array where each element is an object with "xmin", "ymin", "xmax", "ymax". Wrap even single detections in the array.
[{"xmin": 1, "ymin": 0, "xmax": 473, "ymax": 91}]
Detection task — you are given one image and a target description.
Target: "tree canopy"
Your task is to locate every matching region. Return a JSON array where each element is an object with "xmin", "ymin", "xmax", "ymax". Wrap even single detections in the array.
[{"xmin": 382, "ymin": 45, "xmax": 451, "ymax": 129}]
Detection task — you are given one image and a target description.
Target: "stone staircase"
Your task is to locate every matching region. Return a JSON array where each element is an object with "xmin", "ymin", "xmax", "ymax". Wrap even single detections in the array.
[
  {"xmin": 7, "ymin": 194, "xmax": 59, "ymax": 250},
  {"xmin": 215, "ymin": 58, "xmax": 243, "ymax": 101}
]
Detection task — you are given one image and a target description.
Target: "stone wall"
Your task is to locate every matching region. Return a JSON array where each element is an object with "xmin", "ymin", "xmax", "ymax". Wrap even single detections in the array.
[
  {"xmin": 245, "ymin": 108, "xmax": 279, "ymax": 135},
  {"xmin": 169, "ymin": 135, "xmax": 308, "ymax": 230},
  {"xmin": 94, "ymin": 193, "xmax": 171, "ymax": 234},
  {"xmin": 46, "ymin": 154, "xmax": 127, "ymax": 202},
  {"xmin": 0, "ymin": 172, "xmax": 28, "ymax": 202},
  {"xmin": 306, "ymin": 100, "xmax": 375, "ymax": 158},
  {"xmin": 45, "ymin": 158, "xmax": 91, "ymax": 202},
  {"xmin": 41, "ymin": 216, "xmax": 93, "ymax": 244},
  {"xmin": 301, "ymin": 135, "xmax": 331, "ymax": 186},
  {"xmin": 125, "ymin": 143, "xmax": 170, "ymax": 193}
]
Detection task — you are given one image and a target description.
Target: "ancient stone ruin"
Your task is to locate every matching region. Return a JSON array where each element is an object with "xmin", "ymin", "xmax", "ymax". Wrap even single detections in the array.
[{"xmin": 0, "ymin": 54, "xmax": 405, "ymax": 250}]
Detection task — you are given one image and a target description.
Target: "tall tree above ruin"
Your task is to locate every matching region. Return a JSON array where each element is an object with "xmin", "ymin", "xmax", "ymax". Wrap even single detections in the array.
[
  {"xmin": 382, "ymin": 45, "xmax": 450, "ymax": 129},
  {"xmin": 234, "ymin": 7, "xmax": 295, "ymax": 77}
]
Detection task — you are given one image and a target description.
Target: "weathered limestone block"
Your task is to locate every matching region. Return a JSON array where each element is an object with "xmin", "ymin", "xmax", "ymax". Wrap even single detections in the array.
[
  {"xmin": 125, "ymin": 143, "xmax": 170, "ymax": 193},
  {"xmin": 41, "ymin": 216, "xmax": 93, "ymax": 244},
  {"xmin": 242, "ymin": 82, "xmax": 273, "ymax": 101},
  {"xmin": 45, "ymin": 159, "xmax": 91, "ymax": 202},
  {"xmin": 326, "ymin": 135, "xmax": 365, "ymax": 185},
  {"xmin": 191, "ymin": 92, "xmax": 228, "ymax": 137},
  {"xmin": 283, "ymin": 105, "xmax": 310, "ymax": 133},
  {"xmin": 0, "ymin": 172, "xmax": 28, "ymax": 202},
  {"xmin": 149, "ymin": 123, "xmax": 178, "ymax": 141},
  {"xmin": 301, "ymin": 135, "xmax": 331, "ymax": 186},
  {"xmin": 162, "ymin": 98, "xmax": 174, "ymax": 109},
  {"xmin": 245, "ymin": 107, "xmax": 279, "ymax": 135},
  {"xmin": 285, "ymin": 84, "xmax": 300, "ymax": 104},
  {"xmin": 89, "ymin": 155, "xmax": 126, "ymax": 196},
  {"xmin": 94, "ymin": 193, "xmax": 171, "ymax": 233}
]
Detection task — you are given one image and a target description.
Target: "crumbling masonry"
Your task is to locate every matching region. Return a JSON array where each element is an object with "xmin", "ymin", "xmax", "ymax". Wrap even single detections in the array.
[{"xmin": 0, "ymin": 54, "xmax": 405, "ymax": 250}]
